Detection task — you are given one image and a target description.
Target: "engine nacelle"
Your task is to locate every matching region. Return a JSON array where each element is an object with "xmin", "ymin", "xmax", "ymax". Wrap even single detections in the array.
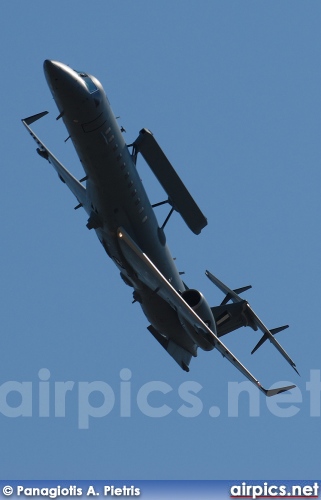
[{"xmin": 178, "ymin": 289, "xmax": 216, "ymax": 351}]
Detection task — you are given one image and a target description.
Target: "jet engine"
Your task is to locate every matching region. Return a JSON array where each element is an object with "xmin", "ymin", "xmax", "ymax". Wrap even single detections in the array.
[{"xmin": 178, "ymin": 289, "xmax": 216, "ymax": 351}]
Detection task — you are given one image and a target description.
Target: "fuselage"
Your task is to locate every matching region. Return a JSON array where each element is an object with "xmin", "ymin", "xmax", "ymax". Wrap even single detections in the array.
[
  {"xmin": 43, "ymin": 60, "xmax": 199, "ymax": 354},
  {"xmin": 22, "ymin": 60, "xmax": 297, "ymax": 387}
]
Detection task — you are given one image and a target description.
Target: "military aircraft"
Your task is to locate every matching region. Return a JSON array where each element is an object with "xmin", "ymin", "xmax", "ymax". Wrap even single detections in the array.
[{"xmin": 22, "ymin": 60, "xmax": 298, "ymax": 397}]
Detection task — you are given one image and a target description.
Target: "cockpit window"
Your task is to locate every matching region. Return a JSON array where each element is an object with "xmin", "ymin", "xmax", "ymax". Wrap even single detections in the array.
[{"xmin": 75, "ymin": 70, "xmax": 98, "ymax": 94}]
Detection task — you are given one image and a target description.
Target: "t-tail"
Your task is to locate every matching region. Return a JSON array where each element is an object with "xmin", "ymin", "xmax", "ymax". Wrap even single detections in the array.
[{"xmin": 206, "ymin": 270, "xmax": 299, "ymax": 375}]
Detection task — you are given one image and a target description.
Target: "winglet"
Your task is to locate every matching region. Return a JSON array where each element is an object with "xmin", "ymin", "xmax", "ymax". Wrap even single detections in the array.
[
  {"xmin": 261, "ymin": 384, "xmax": 296, "ymax": 397},
  {"xmin": 22, "ymin": 111, "xmax": 48, "ymax": 126}
]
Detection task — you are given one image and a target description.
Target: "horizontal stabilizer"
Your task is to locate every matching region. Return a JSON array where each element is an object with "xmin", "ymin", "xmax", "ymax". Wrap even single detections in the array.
[
  {"xmin": 220, "ymin": 285, "xmax": 252, "ymax": 306},
  {"xmin": 133, "ymin": 128, "xmax": 207, "ymax": 235},
  {"xmin": 147, "ymin": 325, "xmax": 192, "ymax": 372},
  {"xmin": 205, "ymin": 270, "xmax": 298, "ymax": 375},
  {"xmin": 251, "ymin": 325, "xmax": 289, "ymax": 354}
]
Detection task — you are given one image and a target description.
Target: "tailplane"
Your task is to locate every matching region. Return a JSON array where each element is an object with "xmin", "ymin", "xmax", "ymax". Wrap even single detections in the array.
[{"xmin": 205, "ymin": 270, "xmax": 298, "ymax": 375}]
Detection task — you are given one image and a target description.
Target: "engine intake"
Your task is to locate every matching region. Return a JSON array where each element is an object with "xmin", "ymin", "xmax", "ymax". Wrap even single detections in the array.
[{"xmin": 179, "ymin": 289, "xmax": 216, "ymax": 350}]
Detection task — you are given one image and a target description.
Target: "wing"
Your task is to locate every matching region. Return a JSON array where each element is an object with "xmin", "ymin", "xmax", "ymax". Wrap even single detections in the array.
[
  {"xmin": 117, "ymin": 227, "xmax": 295, "ymax": 397},
  {"xmin": 22, "ymin": 112, "xmax": 89, "ymax": 213}
]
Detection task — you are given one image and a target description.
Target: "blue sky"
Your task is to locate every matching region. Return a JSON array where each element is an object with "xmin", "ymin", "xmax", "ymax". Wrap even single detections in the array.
[{"xmin": 1, "ymin": 0, "xmax": 321, "ymax": 479}]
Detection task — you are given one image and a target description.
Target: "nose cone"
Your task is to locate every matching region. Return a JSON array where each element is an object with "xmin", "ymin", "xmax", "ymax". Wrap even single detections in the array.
[
  {"xmin": 43, "ymin": 59, "xmax": 85, "ymax": 107},
  {"xmin": 43, "ymin": 60, "xmax": 69, "ymax": 91},
  {"xmin": 43, "ymin": 59, "xmax": 102, "ymax": 122},
  {"xmin": 43, "ymin": 59, "xmax": 55, "ymax": 74},
  {"xmin": 43, "ymin": 59, "xmax": 83, "ymax": 117},
  {"xmin": 44, "ymin": 59, "xmax": 57, "ymax": 79}
]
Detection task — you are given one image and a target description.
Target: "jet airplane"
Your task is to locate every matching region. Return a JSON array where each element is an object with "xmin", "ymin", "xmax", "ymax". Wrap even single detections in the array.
[{"xmin": 22, "ymin": 60, "xmax": 298, "ymax": 396}]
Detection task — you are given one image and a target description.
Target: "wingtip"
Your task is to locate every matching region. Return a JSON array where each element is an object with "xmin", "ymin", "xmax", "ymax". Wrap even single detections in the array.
[
  {"xmin": 263, "ymin": 384, "xmax": 296, "ymax": 397},
  {"xmin": 22, "ymin": 111, "xmax": 49, "ymax": 126}
]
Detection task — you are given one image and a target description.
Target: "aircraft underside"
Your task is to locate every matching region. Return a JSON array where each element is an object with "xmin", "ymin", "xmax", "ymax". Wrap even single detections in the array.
[{"xmin": 21, "ymin": 60, "xmax": 298, "ymax": 396}]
